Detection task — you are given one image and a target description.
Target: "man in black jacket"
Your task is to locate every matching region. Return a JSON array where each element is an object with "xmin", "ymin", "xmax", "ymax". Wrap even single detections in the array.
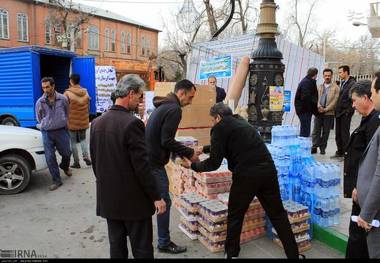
[
  {"xmin": 183, "ymin": 102, "xmax": 300, "ymax": 259},
  {"xmin": 208, "ymin": 75, "xmax": 227, "ymax": 103},
  {"xmin": 294, "ymin": 68, "xmax": 319, "ymax": 137},
  {"xmin": 145, "ymin": 79, "xmax": 199, "ymax": 254},
  {"xmin": 344, "ymin": 80, "xmax": 380, "ymax": 258},
  {"xmin": 331, "ymin": 65, "xmax": 356, "ymax": 159},
  {"xmin": 90, "ymin": 74, "xmax": 166, "ymax": 259}
]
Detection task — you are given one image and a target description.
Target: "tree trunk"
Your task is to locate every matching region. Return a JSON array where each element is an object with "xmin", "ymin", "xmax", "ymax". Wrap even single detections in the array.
[{"xmin": 203, "ymin": 0, "xmax": 218, "ymax": 36}]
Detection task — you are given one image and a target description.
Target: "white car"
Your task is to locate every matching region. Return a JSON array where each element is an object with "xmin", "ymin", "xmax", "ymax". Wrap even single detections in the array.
[{"xmin": 0, "ymin": 125, "xmax": 47, "ymax": 194}]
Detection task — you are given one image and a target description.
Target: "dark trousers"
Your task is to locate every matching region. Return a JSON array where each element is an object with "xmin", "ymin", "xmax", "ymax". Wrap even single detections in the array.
[
  {"xmin": 41, "ymin": 128, "xmax": 71, "ymax": 184},
  {"xmin": 346, "ymin": 202, "xmax": 369, "ymax": 258},
  {"xmin": 106, "ymin": 218, "xmax": 154, "ymax": 259},
  {"xmin": 335, "ymin": 113, "xmax": 353, "ymax": 155},
  {"xmin": 225, "ymin": 172, "xmax": 299, "ymax": 258},
  {"xmin": 312, "ymin": 114, "xmax": 334, "ymax": 151},
  {"xmin": 298, "ymin": 112, "xmax": 312, "ymax": 137},
  {"xmin": 152, "ymin": 167, "xmax": 172, "ymax": 247}
]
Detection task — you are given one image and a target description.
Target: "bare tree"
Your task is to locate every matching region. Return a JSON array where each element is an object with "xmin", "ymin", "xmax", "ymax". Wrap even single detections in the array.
[
  {"xmin": 287, "ymin": 0, "xmax": 319, "ymax": 48},
  {"xmin": 45, "ymin": 0, "xmax": 92, "ymax": 51},
  {"xmin": 203, "ymin": 0, "xmax": 219, "ymax": 36}
]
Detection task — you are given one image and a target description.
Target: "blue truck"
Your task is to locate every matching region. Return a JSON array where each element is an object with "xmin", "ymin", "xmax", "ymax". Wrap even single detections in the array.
[{"xmin": 0, "ymin": 46, "xmax": 96, "ymax": 127}]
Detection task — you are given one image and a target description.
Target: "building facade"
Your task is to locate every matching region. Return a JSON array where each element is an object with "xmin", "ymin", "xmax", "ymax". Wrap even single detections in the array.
[{"xmin": 0, "ymin": 0, "xmax": 159, "ymax": 88}]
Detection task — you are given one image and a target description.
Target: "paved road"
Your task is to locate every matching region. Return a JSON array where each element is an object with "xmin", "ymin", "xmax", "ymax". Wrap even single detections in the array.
[{"xmin": 1, "ymin": 154, "xmax": 343, "ymax": 259}]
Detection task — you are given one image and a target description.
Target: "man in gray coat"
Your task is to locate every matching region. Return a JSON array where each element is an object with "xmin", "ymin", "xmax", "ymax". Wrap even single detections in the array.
[{"xmin": 357, "ymin": 76, "xmax": 380, "ymax": 258}]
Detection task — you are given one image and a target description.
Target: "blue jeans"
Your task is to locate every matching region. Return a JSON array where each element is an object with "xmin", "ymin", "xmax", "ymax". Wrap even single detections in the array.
[
  {"xmin": 41, "ymin": 128, "xmax": 71, "ymax": 184},
  {"xmin": 298, "ymin": 112, "xmax": 312, "ymax": 137},
  {"xmin": 69, "ymin": 130, "xmax": 89, "ymax": 164},
  {"xmin": 152, "ymin": 167, "xmax": 172, "ymax": 247}
]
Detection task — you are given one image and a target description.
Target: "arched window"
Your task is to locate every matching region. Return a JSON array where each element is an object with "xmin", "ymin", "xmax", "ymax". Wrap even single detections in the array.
[
  {"xmin": 121, "ymin": 31, "xmax": 126, "ymax": 53},
  {"xmin": 0, "ymin": 9, "xmax": 9, "ymax": 39},
  {"xmin": 17, "ymin": 13, "xmax": 29, "ymax": 42},
  {"xmin": 111, "ymin": 29, "xmax": 116, "ymax": 52},
  {"xmin": 45, "ymin": 20, "xmax": 52, "ymax": 44},
  {"xmin": 127, "ymin": 32, "xmax": 131, "ymax": 54},
  {"xmin": 88, "ymin": 25, "xmax": 99, "ymax": 50},
  {"xmin": 104, "ymin": 28, "xmax": 110, "ymax": 51}
]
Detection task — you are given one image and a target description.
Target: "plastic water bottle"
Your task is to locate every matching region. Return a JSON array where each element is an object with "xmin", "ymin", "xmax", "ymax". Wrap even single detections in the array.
[
  {"xmin": 321, "ymin": 198, "xmax": 329, "ymax": 227},
  {"xmin": 333, "ymin": 196, "xmax": 340, "ymax": 225},
  {"xmin": 327, "ymin": 197, "xmax": 334, "ymax": 226},
  {"xmin": 313, "ymin": 199, "xmax": 322, "ymax": 225}
]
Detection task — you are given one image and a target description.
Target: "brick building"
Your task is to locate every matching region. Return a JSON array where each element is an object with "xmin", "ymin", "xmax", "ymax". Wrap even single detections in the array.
[{"xmin": 0, "ymin": 0, "xmax": 160, "ymax": 88}]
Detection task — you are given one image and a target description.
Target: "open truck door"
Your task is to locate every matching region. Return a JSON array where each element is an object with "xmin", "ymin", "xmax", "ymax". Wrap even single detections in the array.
[{"xmin": 72, "ymin": 56, "xmax": 96, "ymax": 116}]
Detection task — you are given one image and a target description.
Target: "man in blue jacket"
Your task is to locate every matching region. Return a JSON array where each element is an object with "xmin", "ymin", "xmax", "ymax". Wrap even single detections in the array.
[{"xmin": 294, "ymin": 68, "xmax": 319, "ymax": 137}]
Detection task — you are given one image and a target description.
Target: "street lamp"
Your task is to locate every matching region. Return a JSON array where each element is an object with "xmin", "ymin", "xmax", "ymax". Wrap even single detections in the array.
[{"xmin": 248, "ymin": 0, "xmax": 284, "ymax": 142}]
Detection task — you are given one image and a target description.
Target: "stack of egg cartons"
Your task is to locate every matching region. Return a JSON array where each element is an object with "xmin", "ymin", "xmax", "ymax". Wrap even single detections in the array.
[
  {"xmin": 195, "ymin": 165, "xmax": 232, "ymax": 200},
  {"xmin": 178, "ymin": 192, "xmax": 207, "ymax": 240},
  {"xmin": 271, "ymin": 200, "xmax": 312, "ymax": 252},
  {"xmin": 197, "ymin": 200, "xmax": 229, "ymax": 252},
  {"xmin": 218, "ymin": 194, "xmax": 267, "ymax": 244}
]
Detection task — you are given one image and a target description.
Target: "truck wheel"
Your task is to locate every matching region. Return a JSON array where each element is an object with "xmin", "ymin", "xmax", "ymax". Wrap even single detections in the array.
[
  {"xmin": 0, "ymin": 155, "xmax": 31, "ymax": 195},
  {"xmin": 1, "ymin": 117, "xmax": 19, "ymax": 126}
]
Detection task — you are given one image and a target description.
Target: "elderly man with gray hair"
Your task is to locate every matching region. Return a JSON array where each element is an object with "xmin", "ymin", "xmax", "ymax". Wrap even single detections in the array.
[{"xmin": 90, "ymin": 74, "xmax": 166, "ymax": 259}]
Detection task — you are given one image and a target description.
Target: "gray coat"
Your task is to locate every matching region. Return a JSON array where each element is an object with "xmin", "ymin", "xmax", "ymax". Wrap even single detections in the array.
[{"xmin": 357, "ymin": 125, "xmax": 380, "ymax": 223}]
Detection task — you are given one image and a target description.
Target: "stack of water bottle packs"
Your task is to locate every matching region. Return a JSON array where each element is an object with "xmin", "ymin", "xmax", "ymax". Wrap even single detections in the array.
[
  {"xmin": 271, "ymin": 200, "xmax": 312, "ymax": 252},
  {"xmin": 177, "ymin": 192, "xmax": 207, "ymax": 240},
  {"xmin": 218, "ymin": 193, "xmax": 267, "ymax": 244},
  {"xmin": 268, "ymin": 125, "xmax": 341, "ymax": 229}
]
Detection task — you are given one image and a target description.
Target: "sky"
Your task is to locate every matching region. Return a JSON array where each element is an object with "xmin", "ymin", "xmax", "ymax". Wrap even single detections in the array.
[{"xmin": 75, "ymin": 0, "xmax": 375, "ymax": 46}]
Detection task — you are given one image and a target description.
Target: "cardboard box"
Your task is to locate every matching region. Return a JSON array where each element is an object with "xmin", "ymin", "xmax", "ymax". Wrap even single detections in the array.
[
  {"xmin": 177, "ymin": 128, "xmax": 212, "ymax": 146},
  {"xmin": 154, "ymin": 82, "xmax": 175, "ymax": 97},
  {"xmin": 180, "ymin": 105, "xmax": 214, "ymax": 128},
  {"xmin": 154, "ymin": 83, "xmax": 216, "ymax": 106}
]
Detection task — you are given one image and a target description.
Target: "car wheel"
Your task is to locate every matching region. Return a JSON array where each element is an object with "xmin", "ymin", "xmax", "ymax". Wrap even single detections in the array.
[
  {"xmin": 0, "ymin": 154, "xmax": 31, "ymax": 195},
  {"xmin": 1, "ymin": 117, "xmax": 19, "ymax": 126}
]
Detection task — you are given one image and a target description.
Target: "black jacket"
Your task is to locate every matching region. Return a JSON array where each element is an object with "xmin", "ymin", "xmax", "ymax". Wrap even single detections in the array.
[
  {"xmin": 145, "ymin": 93, "xmax": 194, "ymax": 168},
  {"xmin": 294, "ymin": 76, "xmax": 319, "ymax": 116},
  {"xmin": 191, "ymin": 115, "xmax": 276, "ymax": 178},
  {"xmin": 216, "ymin": 86, "xmax": 226, "ymax": 103},
  {"xmin": 90, "ymin": 105, "xmax": 161, "ymax": 220},
  {"xmin": 343, "ymin": 109, "xmax": 380, "ymax": 198},
  {"xmin": 335, "ymin": 77, "xmax": 356, "ymax": 118}
]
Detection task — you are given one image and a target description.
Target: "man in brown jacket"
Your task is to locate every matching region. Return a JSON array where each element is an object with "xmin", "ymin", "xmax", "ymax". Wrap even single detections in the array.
[
  {"xmin": 311, "ymin": 69, "xmax": 340, "ymax": 155},
  {"xmin": 64, "ymin": 74, "xmax": 92, "ymax": 168}
]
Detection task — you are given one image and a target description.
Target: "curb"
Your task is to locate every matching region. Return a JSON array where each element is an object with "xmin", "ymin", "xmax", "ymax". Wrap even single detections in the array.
[{"xmin": 312, "ymin": 224, "xmax": 348, "ymax": 255}]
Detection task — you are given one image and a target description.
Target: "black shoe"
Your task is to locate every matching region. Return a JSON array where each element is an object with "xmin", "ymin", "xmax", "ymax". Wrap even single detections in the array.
[
  {"xmin": 70, "ymin": 163, "xmax": 81, "ymax": 169},
  {"xmin": 84, "ymin": 158, "xmax": 92, "ymax": 166},
  {"xmin": 330, "ymin": 153, "xmax": 343, "ymax": 159},
  {"xmin": 320, "ymin": 149, "xmax": 326, "ymax": 155},
  {"xmin": 157, "ymin": 241, "xmax": 187, "ymax": 254},
  {"xmin": 311, "ymin": 147, "xmax": 317, "ymax": 154}
]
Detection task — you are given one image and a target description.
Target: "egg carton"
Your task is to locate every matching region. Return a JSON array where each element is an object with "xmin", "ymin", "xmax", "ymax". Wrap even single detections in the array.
[
  {"xmin": 198, "ymin": 234, "xmax": 225, "ymax": 253},
  {"xmin": 180, "ymin": 217, "xmax": 198, "ymax": 232},
  {"xmin": 178, "ymin": 224, "xmax": 198, "ymax": 240},
  {"xmin": 198, "ymin": 200, "xmax": 228, "ymax": 223},
  {"xmin": 195, "ymin": 180, "xmax": 232, "ymax": 195},
  {"xmin": 198, "ymin": 225, "xmax": 227, "ymax": 242},
  {"xmin": 197, "ymin": 215, "xmax": 227, "ymax": 233},
  {"xmin": 195, "ymin": 170, "xmax": 232, "ymax": 184}
]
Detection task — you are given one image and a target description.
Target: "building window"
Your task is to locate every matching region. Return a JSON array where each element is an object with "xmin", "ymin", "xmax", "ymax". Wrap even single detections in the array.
[
  {"xmin": 76, "ymin": 29, "xmax": 82, "ymax": 49},
  {"xmin": 88, "ymin": 25, "xmax": 99, "ymax": 50},
  {"xmin": 141, "ymin": 36, "xmax": 145, "ymax": 56},
  {"xmin": 17, "ymin": 13, "xmax": 29, "ymax": 42},
  {"xmin": 127, "ymin": 32, "xmax": 131, "ymax": 54},
  {"xmin": 121, "ymin": 31, "xmax": 126, "ymax": 53},
  {"xmin": 54, "ymin": 23, "xmax": 62, "ymax": 45},
  {"xmin": 111, "ymin": 30, "xmax": 116, "ymax": 52},
  {"xmin": 104, "ymin": 28, "xmax": 110, "ymax": 51},
  {"xmin": 45, "ymin": 20, "xmax": 52, "ymax": 44},
  {"xmin": 0, "ymin": 9, "xmax": 9, "ymax": 39},
  {"xmin": 146, "ymin": 38, "xmax": 151, "ymax": 57}
]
